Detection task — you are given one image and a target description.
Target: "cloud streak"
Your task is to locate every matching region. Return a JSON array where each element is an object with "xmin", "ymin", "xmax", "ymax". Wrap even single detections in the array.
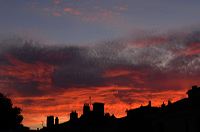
[{"xmin": 37, "ymin": 0, "xmax": 129, "ymax": 25}]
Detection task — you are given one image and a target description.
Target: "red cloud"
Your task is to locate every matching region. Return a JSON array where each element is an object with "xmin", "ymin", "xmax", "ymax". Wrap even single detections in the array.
[
  {"xmin": 103, "ymin": 68, "xmax": 131, "ymax": 78},
  {"xmin": 63, "ymin": 7, "xmax": 81, "ymax": 15},
  {"xmin": 177, "ymin": 42, "xmax": 200, "ymax": 56},
  {"xmin": 128, "ymin": 36, "xmax": 168, "ymax": 48},
  {"xmin": 0, "ymin": 54, "xmax": 55, "ymax": 96}
]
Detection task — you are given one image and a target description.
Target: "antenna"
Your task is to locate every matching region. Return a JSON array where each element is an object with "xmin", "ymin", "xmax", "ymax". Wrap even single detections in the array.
[
  {"xmin": 89, "ymin": 96, "xmax": 92, "ymax": 106},
  {"xmin": 41, "ymin": 121, "xmax": 44, "ymax": 127}
]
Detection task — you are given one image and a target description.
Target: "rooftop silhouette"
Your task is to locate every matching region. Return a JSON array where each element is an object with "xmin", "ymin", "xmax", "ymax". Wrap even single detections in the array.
[
  {"xmin": 1, "ymin": 85, "xmax": 200, "ymax": 132},
  {"xmin": 37, "ymin": 85, "xmax": 200, "ymax": 132}
]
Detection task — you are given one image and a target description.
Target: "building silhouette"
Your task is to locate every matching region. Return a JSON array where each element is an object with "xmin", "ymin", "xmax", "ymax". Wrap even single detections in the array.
[
  {"xmin": 93, "ymin": 102, "xmax": 104, "ymax": 118},
  {"xmin": 187, "ymin": 85, "xmax": 200, "ymax": 100},
  {"xmin": 55, "ymin": 117, "xmax": 59, "ymax": 125},
  {"xmin": 70, "ymin": 111, "xmax": 78, "ymax": 121},
  {"xmin": 40, "ymin": 85, "xmax": 200, "ymax": 132},
  {"xmin": 46, "ymin": 116, "xmax": 54, "ymax": 128},
  {"xmin": 83, "ymin": 103, "xmax": 90, "ymax": 116}
]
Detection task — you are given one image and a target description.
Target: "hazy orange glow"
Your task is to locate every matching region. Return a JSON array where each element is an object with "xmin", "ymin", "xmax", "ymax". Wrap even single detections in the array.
[
  {"xmin": 1, "ymin": 47, "xmax": 199, "ymax": 129},
  {"xmin": 12, "ymin": 86, "xmax": 188, "ymax": 129},
  {"xmin": 1, "ymin": 53, "xmax": 198, "ymax": 129}
]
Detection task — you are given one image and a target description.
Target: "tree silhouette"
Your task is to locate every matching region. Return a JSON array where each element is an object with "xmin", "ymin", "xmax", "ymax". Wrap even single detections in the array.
[{"xmin": 0, "ymin": 93, "xmax": 23, "ymax": 130}]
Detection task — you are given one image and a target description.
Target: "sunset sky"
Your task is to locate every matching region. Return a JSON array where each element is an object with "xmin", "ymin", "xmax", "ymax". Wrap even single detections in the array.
[{"xmin": 0, "ymin": 0, "xmax": 200, "ymax": 129}]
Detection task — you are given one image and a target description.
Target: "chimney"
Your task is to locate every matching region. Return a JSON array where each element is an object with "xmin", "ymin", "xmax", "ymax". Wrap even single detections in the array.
[
  {"xmin": 47, "ymin": 116, "xmax": 54, "ymax": 128},
  {"xmin": 55, "ymin": 117, "xmax": 59, "ymax": 125}
]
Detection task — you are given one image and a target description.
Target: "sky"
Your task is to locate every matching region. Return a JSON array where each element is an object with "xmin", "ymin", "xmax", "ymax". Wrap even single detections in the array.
[{"xmin": 0, "ymin": 0, "xmax": 200, "ymax": 129}]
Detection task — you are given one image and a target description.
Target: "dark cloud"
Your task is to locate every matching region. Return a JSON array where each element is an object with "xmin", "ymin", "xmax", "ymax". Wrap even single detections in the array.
[
  {"xmin": 18, "ymin": 98, "xmax": 57, "ymax": 107},
  {"xmin": 13, "ymin": 81, "xmax": 44, "ymax": 97},
  {"xmin": 0, "ymin": 29, "xmax": 200, "ymax": 99}
]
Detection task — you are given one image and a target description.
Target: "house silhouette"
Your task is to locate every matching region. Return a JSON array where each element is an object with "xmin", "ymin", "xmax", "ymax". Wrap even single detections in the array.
[{"xmin": 39, "ymin": 85, "xmax": 200, "ymax": 132}]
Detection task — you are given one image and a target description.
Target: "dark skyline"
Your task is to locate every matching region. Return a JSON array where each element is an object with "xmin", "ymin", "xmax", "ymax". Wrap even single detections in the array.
[{"xmin": 38, "ymin": 85, "xmax": 200, "ymax": 132}]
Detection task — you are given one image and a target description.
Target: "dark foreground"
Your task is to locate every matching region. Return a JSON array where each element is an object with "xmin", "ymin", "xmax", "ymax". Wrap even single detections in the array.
[{"xmin": 1, "ymin": 85, "xmax": 200, "ymax": 132}]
